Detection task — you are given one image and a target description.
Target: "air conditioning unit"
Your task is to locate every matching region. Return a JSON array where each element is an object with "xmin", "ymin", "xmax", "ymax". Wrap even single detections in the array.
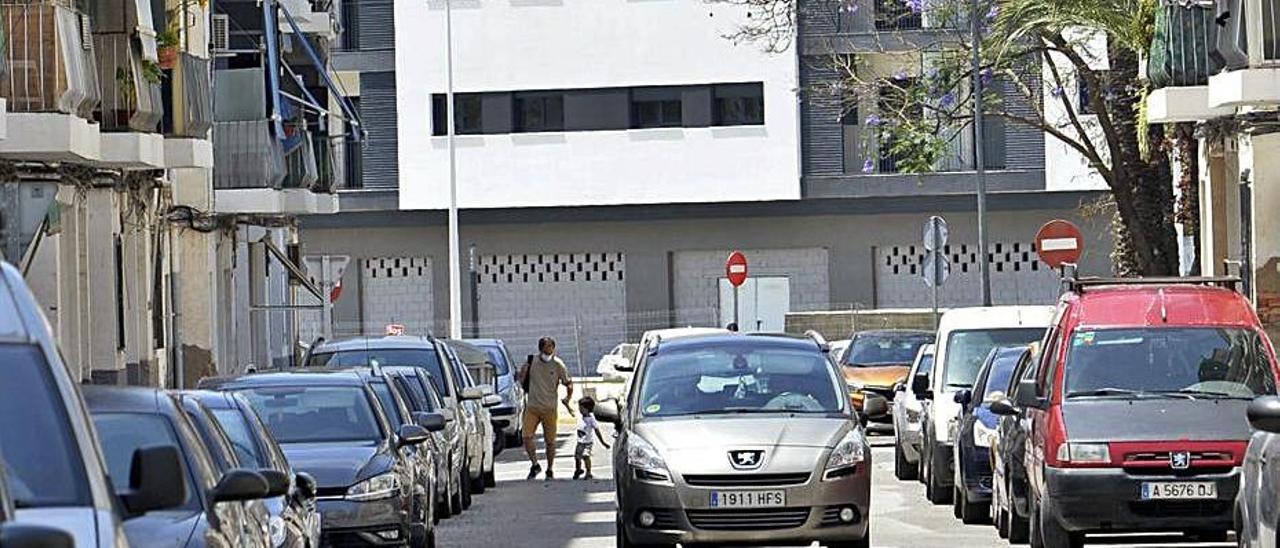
[{"xmin": 211, "ymin": 14, "xmax": 230, "ymax": 54}]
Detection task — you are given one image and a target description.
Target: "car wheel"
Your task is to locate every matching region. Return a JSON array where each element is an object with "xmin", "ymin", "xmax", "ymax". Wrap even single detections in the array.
[
  {"xmin": 426, "ymin": 526, "xmax": 437, "ymax": 548},
  {"xmin": 959, "ymin": 486, "xmax": 990, "ymax": 525},
  {"xmin": 996, "ymin": 502, "xmax": 1010, "ymax": 539},
  {"xmin": 484, "ymin": 465, "xmax": 496, "ymax": 488},
  {"xmin": 616, "ymin": 515, "xmax": 674, "ymax": 548},
  {"xmin": 1007, "ymin": 476, "xmax": 1030, "ymax": 544},
  {"xmin": 926, "ymin": 443, "xmax": 952, "ymax": 505},
  {"xmin": 460, "ymin": 467, "xmax": 473, "ymax": 509},
  {"xmin": 1036, "ymin": 495, "xmax": 1082, "ymax": 548},
  {"xmin": 471, "ymin": 469, "xmax": 487, "ymax": 495},
  {"xmin": 827, "ymin": 532, "xmax": 871, "ymax": 548},
  {"xmin": 894, "ymin": 440, "xmax": 917, "ymax": 481},
  {"xmin": 953, "ymin": 486, "xmax": 963, "ymax": 519}
]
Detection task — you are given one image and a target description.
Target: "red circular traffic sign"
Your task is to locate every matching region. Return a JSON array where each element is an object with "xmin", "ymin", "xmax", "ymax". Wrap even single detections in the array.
[
  {"xmin": 726, "ymin": 251, "xmax": 749, "ymax": 287},
  {"xmin": 1035, "ymin": 220, "xmax": 1085, "ymax": 269}
]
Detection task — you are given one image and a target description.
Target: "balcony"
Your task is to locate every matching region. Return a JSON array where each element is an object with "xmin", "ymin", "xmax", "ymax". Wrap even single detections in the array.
[
  {"xmin": 94, "ymin": 33, "xmax": 164, "ymax": 168},
  {"xmin": 1209, "ymin": 0, "xmax": 1280, "ymax": 107},
  {"xmin": 278, "ymin": 0, "xmax": 337, "ymax": 39},
  {"xmin": 0, "ymin": 0, "xmax": 102, "ymax": 162},
  {"xmin": 165, "ymin": 53, "xmax": 213, "ymax": 168},
  {"xmin": 804, "ymin": 0, "xmax": 958, "ymax": 55},
  {"xmin": 1145, "ymin": 0, "xmax": 1234, "ymax": 122},
  {"xmin": 213, "ymin": 119, "xmax": 333, "ymax": 215}
]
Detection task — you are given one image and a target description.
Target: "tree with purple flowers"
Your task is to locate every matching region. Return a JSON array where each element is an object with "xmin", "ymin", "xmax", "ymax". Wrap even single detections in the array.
[{"xmin": 709, "ymin": 0, "xmax": 1180, "ymax": 276}]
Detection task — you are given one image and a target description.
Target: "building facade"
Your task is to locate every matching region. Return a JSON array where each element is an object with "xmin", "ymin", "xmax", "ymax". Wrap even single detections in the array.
[{"xmin": 305, "ymin": 0, "xmax": 1113, "ymax": 375}]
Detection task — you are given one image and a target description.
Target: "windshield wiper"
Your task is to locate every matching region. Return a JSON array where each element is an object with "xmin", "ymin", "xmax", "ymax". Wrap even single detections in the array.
[
  {"xmin": 1066, "ymin": 388, "xmax": 1195, "ymax": 400},
  {"xmin": 1157, "ymin": 389, "xmax": 1253, "ymax": 400},
  {"xmin": 946, "ymin": 383, "xmax": 973, "ymax": 389},
  {"xmin": 696, "ymin": 408, "xmax": 805, "ymax": 416}
]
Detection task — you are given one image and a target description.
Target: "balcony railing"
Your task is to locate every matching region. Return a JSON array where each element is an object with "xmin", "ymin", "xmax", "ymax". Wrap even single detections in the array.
[
  {"xmin": 1215, "ymin": 0, "xmax": 1280, "ymax": 70},
  {"xmin": 313, "ymin": 132, "xmax": 337, "ymax": 192},
  {"xmin": 213, "ymin": 119, "xmax": 286, "ymax": 189},
  {"xmin": 282, "ymin": 125, "xmax": 317, "ymax": 190},
  {"xmin": 1149, "ymin": 0, "xmax": 1222, "ymax": 87},
  {"xmin": 169, "ymin": 52, "xmax": 212, "ymax": 138},
  {"xmin": 0, "ymin": 0, "xmax": 100, "ymax": 117},
  {"xmin": 94, "ymin": 33, "xmax": 162, "ymax": 132}
]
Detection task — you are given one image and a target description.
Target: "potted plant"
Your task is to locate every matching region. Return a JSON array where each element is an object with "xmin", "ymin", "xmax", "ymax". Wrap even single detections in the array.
[{"xmin": 157, "ymin": 27, "xmax": 180, "ymax": 69}]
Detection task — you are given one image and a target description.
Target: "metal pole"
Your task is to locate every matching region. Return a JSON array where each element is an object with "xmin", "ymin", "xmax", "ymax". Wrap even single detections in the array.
[
  {"xmin": 971, "ymin": 0, "xmax": 992, "ymax": 306},
  {"xmin": 321, "ymin": 256, "xmax": 333, "ymax": 339},
  {"xmin": 468, "ymin": 244, "xmax": 479, "ymax": 338},
  {"xmin": 445, "ymin": 0, "xmax": 463, "ymax": 339},
  {"xmin": 733, "ymin": 285, "xmax": 740, "ymax": 330},
  {"xmin": 932, "ymin": 251, "xmax": 941, "ymax": 330}
]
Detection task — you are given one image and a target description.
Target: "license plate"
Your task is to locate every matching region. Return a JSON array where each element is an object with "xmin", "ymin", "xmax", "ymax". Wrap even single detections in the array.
[
  {"xmin": 709, "ymin": 490, "xmax": 786, "ymax": 508},
  {"xmin": 1140, "ymin": 482, "xmax": 1217, "ymax": 500}
]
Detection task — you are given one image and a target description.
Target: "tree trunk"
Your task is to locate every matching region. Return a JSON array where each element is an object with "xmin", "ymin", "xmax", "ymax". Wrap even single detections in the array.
[{"xmin": 1104, "ymin": 42, "xmax": 1180, "ymax": 276}]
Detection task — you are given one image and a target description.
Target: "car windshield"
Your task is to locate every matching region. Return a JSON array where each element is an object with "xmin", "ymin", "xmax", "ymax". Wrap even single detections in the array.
[
  {"xmin": 370, "ymin": 382, "xmax": 406, "ymax": 425},
  {"xmin": 310, "ymin": 348, "xmax": 452, "ymax": 396},
  {"xmin": 93, "ymin": 413, "xmax": 198, "ymax": 511},
  {"xmin": 981, "ymin": 354, "xmax": 1022, "ymax": 402},
  {"xmin": 638, "ymin": 344, "xmax": 844, "ymax": 417},
  {"xmin": 1064, "ymin": 328, "xmax": 1277, "ymax": 398},
  {"xmin": 943, "ymin": 328, "xmax": 1044, "ymax": 388},
  {"xmin": 0, "ymin": 344, "xmax": 91, "ymax": 508},
  {"xmin": 240, "ymin": 386, "xmax": 383, "ymax": 443},
  {"xmin": 477, "ymin": 345, "xmax": 511, "ymax": 375},
  {"xmin": 211, "ymin": 409, "xmax": 266, "ymax": 469},
  {"xmin": 842, "ymin": 333, "xmax": 933, "ymax": 367}
]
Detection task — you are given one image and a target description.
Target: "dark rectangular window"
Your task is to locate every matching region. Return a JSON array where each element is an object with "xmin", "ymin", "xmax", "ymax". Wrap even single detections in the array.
[
  {"xmin": 344, "ymin": 97, "xmax": 363, "ymax": 189},
  {"xmin": 875, "ymin": 0, "xmax": 923, "ymax": 30},
  {"xmin": 114, "ymin": 235, "xmax": 125, "ymax": 351},
  {"xmin": 431, "ymin": 94, "xmax": 484, "ymax": 136},
  {"xmin": 712, "ymin": 83, "xmax": 765, "ymax": 126},
  {"xmin": 340, "ymin": 0, "xmax": 359, "ymax": 50},
  {"xmin": 630, "ymin": 87, "xmax": 683, "ymax": 129},
  {"xmin": 513, "ymin": 92, "xmax": 564, "ymax": 132}
]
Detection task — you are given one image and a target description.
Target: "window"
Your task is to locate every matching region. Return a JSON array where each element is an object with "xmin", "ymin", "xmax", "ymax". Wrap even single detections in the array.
[
  {"xmin": 1077, "ymin": 72, "xmax": 1097, "ymax": 115},
  {"xmin": 514, "ymin": 92, "xmax": 565, "ymax": 132},
  {"xmin": 239, "ymin": 386, "xmax": 383, "ymax": 443},
  {"xmin": 370, "ymin": 382, "xmax": 407, "ymax": 426},
  {"xmin": 431, "ymin": 94, "xmax": 484, "ymax": 136},
  {"xmin": 842, "ymin": 332, "xmax": 934, "ymax": 367},
  {"xmin": 712, "ymin": 83, "xmax": 765, "ymax": 126},
  {"xmin": 1063, "ymin": 328, "xmax": 1276, "ymax": 398},
  {"xmin": 93, "ymin": 413, "xmax": 198, "ymax": 511},
  {"xmin": 211, "ymin": 409, "xmax": 266, "ymax": 469},
  {"xmin": 0, "ymin": 344, "xmax": 91, "ymax": 508},
  {"xmin": 344, "ymin": 96, "xmax": 363, "ymax": 189},
  {"xmin": 309, "ymin": 348, "xmax": 451, "ymax": 396},
  {"xmin": 630, "ymin": 87, "xmax": 683, "ymax": 129},
  {"xmin": 942, "ymin": 328, "xmax": 1047, "ymax": 389}
]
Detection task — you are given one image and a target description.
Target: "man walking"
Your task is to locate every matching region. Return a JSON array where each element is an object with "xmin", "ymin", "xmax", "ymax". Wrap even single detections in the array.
[{"xmin": 519, "ymin": 336, "xmax": 574, "ymax": 480}]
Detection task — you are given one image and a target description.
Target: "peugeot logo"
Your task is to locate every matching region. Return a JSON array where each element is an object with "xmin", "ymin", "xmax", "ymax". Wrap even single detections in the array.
[
  {"xmin": 1170, "ymin": 450, "xmax": 1192, "ymax": 470},
  {"xmin": 729, "ymin": 450, "xmax": 765, "ymax": 470}
]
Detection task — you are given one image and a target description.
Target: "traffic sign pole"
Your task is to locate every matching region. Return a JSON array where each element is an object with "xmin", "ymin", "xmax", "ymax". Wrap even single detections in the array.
[
  {"xmin": 726, "ymin": 251, "xmax": 749, "ymax": 330},
  {"xmin": 922, "ymin": 216, "xmax": 949, "ymax": 328}
]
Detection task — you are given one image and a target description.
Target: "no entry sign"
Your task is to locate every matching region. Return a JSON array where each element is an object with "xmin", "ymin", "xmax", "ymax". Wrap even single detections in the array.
[
  {"xmin": 726, "ymin": 251, "xmax": 749, "ymax": 287},
  {"xmin": 1035, "ymin": 220, "xmax": 1085, "ymax": 269}
]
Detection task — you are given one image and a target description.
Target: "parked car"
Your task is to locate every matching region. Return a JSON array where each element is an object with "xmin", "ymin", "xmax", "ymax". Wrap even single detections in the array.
[
  {"xmin": 992, "ymin": 278, "xmax": 1277, "ymax": 548},
  {"xmin": 211, "ymin": 370, "xmax": 435, "ymax": 547},
  {"xmin": 385, "ymin": 366, "xmax": 466, "ymax": 519},
  {"xmin": 440, "ymin": 340, "xmax": 499, "ymax": 489},
  {"xmin": 950, "ymin": 345, "xmax": 1027, "ymax": 524},
  {"xmin": 604, "ymin": 332, "xmax": 877, "ymax": 548},
  {"xmin": 186, "ymin": 390, "xmax": 323, "ymax": 548},
  {"xmin": 839, "ymin": 329, "xmax": 935, "ymax": 421},
  {"xmin": 1241, "ymin": 396, "xmax": 1280, "ymax": 548},
  {"xmin": 920, "ymin": 305, "xmax": 1052, "ymax": 505},
  {"xmin": 0, "ymin": 455, "xmax": 75, "ymax": 548},
  {"xmin": 892, "ymin": 343, "xmax": 935, "ymax": 481},
  {"xmin": 84, "ymin": 386, "xmax": 276, "ymax": 548},
  {"xmin": 991, "ymin": 344, "xmax": 1040, "ymax": 543},
  {"xmin": 307, "ymin": 336, "xmax": 494, "ymax": 507},
  {"xmin": 596, "ymin": 343, "xmax": 639, "ymax": 381},
  {"xmin": 465, "ymin": 338, "xmax": 526, "ymax": 447},
  {"xmin": 0, "ymin": 260, "xmax": 181, "ymax": 548},
  {"xmin": 352, "ymin": 367, "xmax": 441, "ymax": 541}
]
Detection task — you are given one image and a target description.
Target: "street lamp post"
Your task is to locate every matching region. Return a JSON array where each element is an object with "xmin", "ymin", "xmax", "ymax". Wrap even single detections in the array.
[
  {"xmin": 971, "ymin": 0, "xmax": 992, "ymax": 306},
  {"xmin": 445, "ymin": 0, "xmax": 462, "ymax": 338}
]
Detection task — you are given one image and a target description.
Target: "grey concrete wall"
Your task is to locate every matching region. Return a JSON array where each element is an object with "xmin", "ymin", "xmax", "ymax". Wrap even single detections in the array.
[
  {"xmin": 672, "ymin": 248, "xmax": 831, "ymax": 327},
  {"xmin": 299, "ymin": 196, "xmax": 1113, "ymax": 349}
]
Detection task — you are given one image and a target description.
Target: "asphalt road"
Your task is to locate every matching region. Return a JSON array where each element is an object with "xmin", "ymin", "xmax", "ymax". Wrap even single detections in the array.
[{"xmin": 435, "ymin": 431, "xmax": 1235, "ymax": 548}]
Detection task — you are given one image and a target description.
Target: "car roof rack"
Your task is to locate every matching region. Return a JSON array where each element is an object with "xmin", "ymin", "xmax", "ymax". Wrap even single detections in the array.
[
  {"xmin": 804, "ymin": 330, "xmax": 831, "ymax": 353},
  {"xmin": 1065, "ymin": 276, "xmax": 1242, "ymax": 294}
]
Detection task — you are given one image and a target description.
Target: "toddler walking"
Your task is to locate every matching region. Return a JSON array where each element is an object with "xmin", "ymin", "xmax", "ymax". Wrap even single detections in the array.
[{"xmin": 573, "ymin": 397, "xmax": 611, "ymax": 480}]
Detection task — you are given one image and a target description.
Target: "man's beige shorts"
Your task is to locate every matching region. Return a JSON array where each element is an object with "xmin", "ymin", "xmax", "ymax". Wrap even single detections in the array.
[{"xmin": 522, "ymin": 407, "xmax": 557, "ymax": 442}]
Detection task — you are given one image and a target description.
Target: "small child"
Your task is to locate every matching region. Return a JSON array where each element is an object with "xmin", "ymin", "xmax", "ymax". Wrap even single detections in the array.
[{"xmin": 573, "ymin": 397, "xmax": 611, "ymax": 480}]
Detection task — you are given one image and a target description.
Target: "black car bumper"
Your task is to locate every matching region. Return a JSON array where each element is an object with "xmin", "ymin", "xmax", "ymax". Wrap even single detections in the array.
[
  {"xmin": 1042, "ymin": 467, "xmax": 1239, "ymax": 533},
  {"xmin": 317, "ymin": 498, "xmax": 412, "ymax": 546}
]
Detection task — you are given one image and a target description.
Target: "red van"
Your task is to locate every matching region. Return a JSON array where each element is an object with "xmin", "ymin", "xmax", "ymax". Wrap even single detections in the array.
[{"xmin": 991, "ymin": 277, "xmax": 1279, "ymax": 548}]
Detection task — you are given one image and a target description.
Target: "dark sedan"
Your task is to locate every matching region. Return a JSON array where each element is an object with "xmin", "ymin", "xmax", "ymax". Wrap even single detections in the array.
[
  {"xmin": 214, "ymin": 371, "xmax": 435, "ymax": 547},
  {"xmin": 990, "ymin": 344, "xmax": 1039, "ymax": 543},
  {"xmin": 950, "ymin": 345, "xmax": 1026, "ymax": 525}
]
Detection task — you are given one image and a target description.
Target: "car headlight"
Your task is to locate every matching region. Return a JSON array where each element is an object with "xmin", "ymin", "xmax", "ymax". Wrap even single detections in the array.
[
  {"xmin": 846, "ymin": 381, "xmax": 865, "ymax": 394},
  {"xmin": 268, "ymin": 515, "xmax": 287, "ymax": 548},
  {"xmin": 627, "ymin": 435, "xmax": 671, "ymax": 482},
  {"xmin": 973, "ymin": 420, "xmax": 998, "ymax": 448},
  {"xmin": 346, "ymin": 472, "xmax": 401, "ymax": 501},
  {"xmin": 824, "ymin": 428, "xmax": 867, "ymax": 479},
  {"xmin": 1056, "ymin": 443, "xmax": 1111, "ymax": 465}
]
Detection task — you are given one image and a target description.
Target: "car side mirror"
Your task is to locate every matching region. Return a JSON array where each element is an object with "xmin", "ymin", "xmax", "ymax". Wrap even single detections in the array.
[
  {"xmin": 211, "ymin": 469, "xmax": 270, "ymax": 503},
  {"xmin": 0, "ymin": 523, "xmax": 74, "ymax": 548},
  {"xmin": 893, "ymin": 382, "xmax": 906, "ymax": 393},
  {"xmin": 460, "ymin": 386, "xmax": 486, "ymax": 401},
  {"xmin": 397, "ymin": 424, "xmax": 431, "ymax": 447},
  {"xmin": 415, "ymin": 411, "xmax": 447, "ymax": 432},
  {"xmin": 594, "ymin": 399, "xmax": 622, "ymax": 426},
  {"xmin": 294, "ymin": 472, "xmax": 317, "ymax": 500},
  {"xmin": 1248, "ymin": 396, "xmax": 1280, "ymax": 433},
  {"xmin": 989, "ymin": 397, "xmax": 1019, "ymax": 417},
  {"xmin": 122, "ymin": 445, "xmax": 188, "ymax": 517},
  {"xmin": 911, "ymin": 375, "xmax": 930, "ymax": 397},
  {"xmin": 440, "ymin": 408, "xmax": 457, "ymax": 423},
  {"xmin": 862, "ymin": 393, "xmax": 890, "ymax": 419},
  {"xmin": 954, "ymin": 389, "xmax": 972, "ymax": 406},
  {"xmin": 258, "ymin": 469, "xmax": 290, "ymax": 498},
  {"xmin": 481, "ymin": 394, "xmax": 502, "ymax": 408},
  {"xmin": 1015, "ymin": 380, "xmax": 1044, "ymax": 409}
]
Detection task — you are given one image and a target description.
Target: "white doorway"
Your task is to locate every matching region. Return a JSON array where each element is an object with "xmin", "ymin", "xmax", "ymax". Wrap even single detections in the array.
[{"xmin": 718, "ymin": 277, "xmax": 791, "ymax": 333}]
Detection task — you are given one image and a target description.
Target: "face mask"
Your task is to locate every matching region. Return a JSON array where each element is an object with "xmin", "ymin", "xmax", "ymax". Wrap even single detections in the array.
[{"xmin": 540, "ymin": 353, "xmax": 554, "ymax": 361}]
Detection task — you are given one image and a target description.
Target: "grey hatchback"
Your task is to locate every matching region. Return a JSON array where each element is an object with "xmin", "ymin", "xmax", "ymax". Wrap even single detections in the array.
[{"xmin": 603, "ymin": 333, "xmax": 873, "ymax": 548}]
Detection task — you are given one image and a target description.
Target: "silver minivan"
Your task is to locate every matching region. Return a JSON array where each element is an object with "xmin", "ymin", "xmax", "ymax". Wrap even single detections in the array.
[{"xmin": 602, "ymin": 332, "xmax": 876, "ymax": 548}]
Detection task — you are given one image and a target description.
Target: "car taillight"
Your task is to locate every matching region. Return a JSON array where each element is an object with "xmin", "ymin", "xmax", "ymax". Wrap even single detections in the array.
[{"xmin": 1044, "ymin": 407, "xmax": 1115, "ymax": 468}]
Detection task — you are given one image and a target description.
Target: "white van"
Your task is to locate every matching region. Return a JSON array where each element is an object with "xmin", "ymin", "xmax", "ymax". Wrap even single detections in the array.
[{"xmin": 918, "ymin": 306, "xmax": 1053, "ymax": 505}]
